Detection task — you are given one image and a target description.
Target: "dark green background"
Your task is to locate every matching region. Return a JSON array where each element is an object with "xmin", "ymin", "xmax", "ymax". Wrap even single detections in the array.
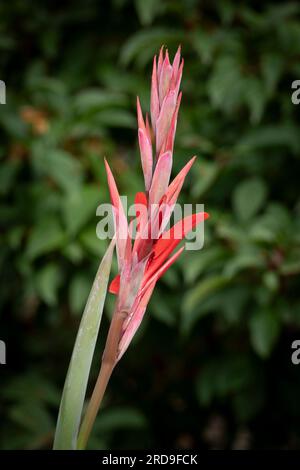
[{"xmin": 1, "ymin": 0, "xmax": 300, "ymax": 449}]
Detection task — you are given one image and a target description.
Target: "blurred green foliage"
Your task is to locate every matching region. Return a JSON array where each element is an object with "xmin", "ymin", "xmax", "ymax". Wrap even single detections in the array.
[{"xmin": 1, "ymin": 0, "xmax": 300, "ymax": 449}]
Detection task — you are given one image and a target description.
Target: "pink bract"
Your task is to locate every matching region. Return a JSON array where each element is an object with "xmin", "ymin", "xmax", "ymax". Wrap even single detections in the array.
[{"xmin": 104, "ymin": 46, "xmax": 209, "ymax": 360}]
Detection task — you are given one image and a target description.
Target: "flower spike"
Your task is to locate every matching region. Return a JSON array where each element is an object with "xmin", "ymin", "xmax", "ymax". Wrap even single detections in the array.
[{"xmin": 76, "ymin": 46, "xmax": 209, "ymax": 450}]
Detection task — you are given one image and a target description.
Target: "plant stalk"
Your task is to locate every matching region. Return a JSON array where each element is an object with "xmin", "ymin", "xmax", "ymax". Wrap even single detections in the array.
[{"xmin": 77, "ymin": 307, "xmax": 127, "ymax": 449}]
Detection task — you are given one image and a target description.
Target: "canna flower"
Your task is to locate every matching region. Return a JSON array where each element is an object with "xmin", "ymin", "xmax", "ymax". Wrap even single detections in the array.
[
  {"xmin": 76, "ymin": 46, "xmax": 209, "ymax": 449},
  {"xmin": 104, "ymin": 46, "xmax": 209, "ymax": 361}
]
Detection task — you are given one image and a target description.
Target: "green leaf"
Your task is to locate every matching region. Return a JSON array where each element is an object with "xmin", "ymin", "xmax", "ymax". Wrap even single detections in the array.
[
  {"xmin": 244, "ymin": 77, "xmax": 266, "ymax": 124},
  {"xmin": 208, "ymin": 56, "xmax": 244, "ymax": 114},
  {"xmin": 0, "ymin": 161, "xmax": 18, "ymax": 195},
  {"xmin": 192, "ymin": 30, "xmax": 219, "ymax": 64},
  {"xmin": 69, "ymin": 273, "xmax": 92, "ymax": 316},
  {"xmin": 262, "ymin": 271, "xmax": 279, "ymax": 292},
  {"xmin": 26, "ymin": 217, "xmax": 66, "ymax": 260},
  {"xmin": 80, "ymin": 227, "xmax": 107, "ymax": 257},
  {"xmin": 134, "ymin": 0, "xmax": 163, "ymax": 25},
  {"xmin": 3, "ymin": 373, "xmax": 60, "ymax": 407},
  {"xmin": 233, "ymin": 386, "xmax": 264, "ymax": 422},
  {"xmin": 250, "ymin": 203, "xmax": 291, "ymax": 243},
  {"xmin": 214, "ymin": 285, "xmax": 250, "ymax": 324},
  {"xmin": 224, "ymin": 249, "xmax": 265, "ymax": 278},
  {"xmin": 150, "ymin": 291, "xmax": 176, "ymax": 326},
  {"xmin": 74, "ymin": 89, "xmax": 128, "ymax": 113},
  {"xmin": 62, "ymin": 185, "xmax": 100, "ymax": 236},
  {"xmin": 33, "ymin": 147, "xmax": 83, "ymax": 193},
  {"xmin": 196, "ymin": 356, "xmax": 255, "ymax": 406},
  {"xmin": 183, "ymin": 275, "xmax": 230, "ymax": 314},
  {"xmin": 35, "ymin": 263, "xmax": 63, "ymax": 306},
  {"xmin": 280, "ymin": 260, "xmax": 300, "ymax": 276},
  {"xmin": 63, "ymin": 243, "xmax": 84, "ymax": 263},
  {"xmin": 195, "ymin": 362, "xmax": 216, "ymax": 406},
  {"xmin": 181, "ymin": 275, "xmax": 230, "ymax": 334},
  {"xmin": 191, "ymin": 160, "xmax": 220, "ymax": 198},
  {"xmin": 249, "ymin": 309, "xmax": 281, "ymax": 358},
  {"xmin": 233, "ymin": 178, "xmax": 267, "ymax": 221},
  {"xmin": 95, "ymin": 109, "xmax": 136, "ymax": 128},
  {"xmin": 261, "ymin": 53, "xmax": 283, "ymax": 96},
  {"xmin": 120, "ymin": 28, "xmax": 183, "ymax": 67},
  {"xmin": 53, "ymin": 240, "xmax": 115, "ymax": 450},
  {"xmin": 183, "ymin": 247, "xmax": 228, "ymax": 284},
  {"xmin": 94, "ymin": 407, "xmax": 147, "ymax": 433},
  {"xmin": 236, "ymin": 125, "xmax": 300, "ymax": 155},
  {"xmin": 9, "ymin": 402, "xmax": 53, "ymax": 434},
  {"xmin": 0, "ymin": 108, "xmax": 28, "ymax": 138}
]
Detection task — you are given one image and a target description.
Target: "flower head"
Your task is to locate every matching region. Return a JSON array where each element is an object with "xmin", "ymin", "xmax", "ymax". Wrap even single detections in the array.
[{"xmin": 105, "ymin": 46, "xmax": 209, "ymax": 360}]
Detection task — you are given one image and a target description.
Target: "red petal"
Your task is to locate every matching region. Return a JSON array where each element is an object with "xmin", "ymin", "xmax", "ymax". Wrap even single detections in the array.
[
  {"xmin": 145, "ymin": 113, "xmax": 152, "ymax": 143},
  {"xmin": 104, "ymin": 159, "xmax": 128, "ymax": 269},
  {"xmin": 135, "ymin": 191, "xmax": 147, "ymax": 208},
  {"xmin": 149, "ymin": 150, "xmax": 172, "ymax": 206},
  {"xmin": 154, "ymin": 156, "xmax": 196, "ymax": 233},
  {"xmin": 109, "ymin": 274, "xmax": 120, "ymax": 294},
  {"xmin": 117, "ymin": 280, "xmax": 156, "ymax": 360},
  {"xmin": 132, "ymin": 192, "xmax": 148, "ymax": 259},
  {"xmin": 173, "ymin": 59, "xmax": 184, "ymax": 97},
  {"xmin": 155, "ymin": 212, "xmax": 209, "ymax": 258},
  {"xmin": 172, "ymin": 45, "xmax": 181, "ymax": 79},
  {"xmin": 145, "ymin": 212, "xmax": 209, "ymax": 281},
  {"xmin": 136, "ymin": 96, "xmax": 146, "ymax": 132},
  {"xmin": 157, "ymin": 46, "xmax": 164, "ymax": 80},
  {"xmin": 164, "ymin": 92, "xmax": 182, "ymax": 154},
  {"xmin": 154, "ymin": 246, "xmax": 184, "ymax": 282},
  {"xmin": 142, "ymin": 246, "xmax": 184, "ymax": 291},
  {"xmin": 165, "ymin": 156, "xmax": 196, "ymax": 206},
  {"xmin": 156, "ymin": 90, "xmax": 177, "ymax": 155},
  {"xmin": 159, "ymin": 55, "xmax": 173, "ymax": 106},
  {"xmin": 151, "ymin": 55, "xmax": 160, "ymax": 133},
  {"xmin": 134, "ymin": 191, "xmax": 148, "ymax": 237},
  {"xmin": 138, "ymin": 128, "xmax": 153, "ymax": 191}
]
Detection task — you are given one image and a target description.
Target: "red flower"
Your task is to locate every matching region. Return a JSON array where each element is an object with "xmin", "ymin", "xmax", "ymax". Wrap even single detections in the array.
[{"xmin": 105, "ymin": 46, "xmax": 209, "ymax": 359}]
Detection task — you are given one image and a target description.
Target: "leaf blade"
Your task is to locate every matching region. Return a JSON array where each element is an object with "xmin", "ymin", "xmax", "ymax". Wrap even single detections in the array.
[{"xmin": 53, "ymin": 240, "xmax": 115, "ymax": 449}]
